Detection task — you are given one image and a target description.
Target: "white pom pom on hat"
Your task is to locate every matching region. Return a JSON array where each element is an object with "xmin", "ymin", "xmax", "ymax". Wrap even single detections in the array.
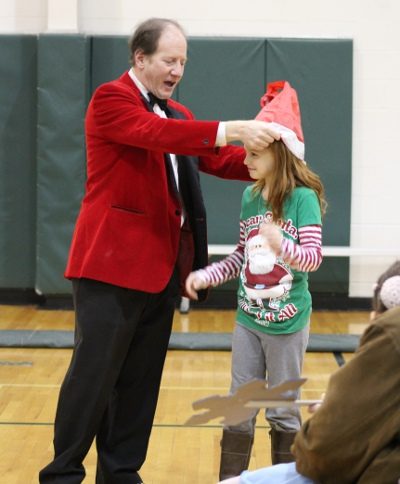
[
  {"xmin": 380, "ymin": 275, "xmax": 400, "ymax": 309},
  {"xmin": 255, "ymin": 80, "xmax": 305, "ymax": 160}
]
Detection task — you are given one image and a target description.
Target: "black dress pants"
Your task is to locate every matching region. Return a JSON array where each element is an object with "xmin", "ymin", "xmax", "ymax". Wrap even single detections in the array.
[{"xmin": 39, "ymin": 270, "xmax": 179, "ymax": 483}]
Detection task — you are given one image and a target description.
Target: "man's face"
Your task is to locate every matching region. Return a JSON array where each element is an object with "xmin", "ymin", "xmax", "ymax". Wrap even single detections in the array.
[{"xmin": 135, "ymin": 25, "xmax": 187, "ymax": 99}]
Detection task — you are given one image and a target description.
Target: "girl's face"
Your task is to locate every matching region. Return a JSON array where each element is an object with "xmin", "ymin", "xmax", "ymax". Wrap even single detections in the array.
[{"xmin": 244, "ymin": 146, "xmax": 275, "ymax": 181}]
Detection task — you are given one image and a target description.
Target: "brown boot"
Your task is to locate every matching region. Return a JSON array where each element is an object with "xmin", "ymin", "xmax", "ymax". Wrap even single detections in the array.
[
  {"xmin": 269, "ymin": 428, "xmax": 297, "ymax": 464},
  {"xmin": 219, "ymin": 429, "xmax": 254, "ymax": 480}
]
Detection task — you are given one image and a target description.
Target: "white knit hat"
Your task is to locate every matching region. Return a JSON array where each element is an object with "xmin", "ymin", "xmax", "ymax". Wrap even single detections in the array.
[{"xmin": 380, "ymin": 275, "xmax": 400, "ymax": 309}]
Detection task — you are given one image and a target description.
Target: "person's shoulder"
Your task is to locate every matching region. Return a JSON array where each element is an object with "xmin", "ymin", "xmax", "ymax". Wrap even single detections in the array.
[
  {"xmin": 167, "ymin": 98, "xmax": 194, "ymax": 119},
  {"xmin": 361, "ymin": 307, "xmax": 400, "ymax": 353},
  {"xmin": 241, "ymin": 185, "xmax": 257, "ymax": 203},
  {"xmin": 243, "ymin": 184, "xmax": 254, "ymax": 196},
  {"xmin": 374, "ymin": 307, "xmax": 400, "ymax": 340},
  {"xmin": 290, "ymin": 186, "xmax": 318, "ymax": 204},
  {"xmin": 89, "ymin": 72, "xmax": 145, "ymax": 112},
  {"xmin": 94, "ymin": 72, "xmax": 140, "ymax": 97},
  {"xmin": 293, "ymin": 186, "xmax": 316, "ymax": 197}
]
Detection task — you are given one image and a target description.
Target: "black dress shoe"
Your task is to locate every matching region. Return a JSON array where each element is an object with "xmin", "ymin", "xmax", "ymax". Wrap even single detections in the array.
[{"xmin": 134, "ymin": 471, "xmax": 144, "ymax": 483}]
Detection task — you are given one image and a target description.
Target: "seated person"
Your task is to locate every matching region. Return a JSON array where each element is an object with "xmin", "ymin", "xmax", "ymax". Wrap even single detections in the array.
[{"xmin": 219, "ymin": 260, "xmax": 400, "ymax": 483}]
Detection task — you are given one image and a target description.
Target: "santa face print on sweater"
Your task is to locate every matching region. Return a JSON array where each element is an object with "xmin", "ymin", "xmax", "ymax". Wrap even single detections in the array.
[{"xmin": 241, "ymin": 226, "xmax": 293, "ymax": 312}]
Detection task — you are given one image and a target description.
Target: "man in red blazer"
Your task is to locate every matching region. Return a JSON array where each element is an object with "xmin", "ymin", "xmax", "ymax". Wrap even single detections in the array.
[{"xmin": 40, "ymin": 18, "xmax": 279, "ymax": 484}]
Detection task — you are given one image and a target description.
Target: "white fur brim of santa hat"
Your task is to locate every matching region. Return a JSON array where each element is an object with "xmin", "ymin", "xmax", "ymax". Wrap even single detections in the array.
[
  {"xmin": 264, "ymin": 121, "xmax": 305, "ymax": 161},
  {"xmin": 255, "ymin": 80, "xmax": 305, "ymax": 161}
]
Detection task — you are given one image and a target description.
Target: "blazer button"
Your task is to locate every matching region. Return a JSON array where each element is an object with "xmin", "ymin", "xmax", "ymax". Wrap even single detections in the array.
[
  {"xmin": 202, "ymin": 138, "xmax": 209, "ymax": 145},
  {"xmin": 175, "ymin": 209, "xmax": 181, "ymax": 216}
]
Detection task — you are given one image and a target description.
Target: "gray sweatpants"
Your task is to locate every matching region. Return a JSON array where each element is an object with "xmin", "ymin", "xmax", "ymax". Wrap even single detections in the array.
[{"xmin": 227, "ymin": 322, "xmax": 309, "ymax": 434}]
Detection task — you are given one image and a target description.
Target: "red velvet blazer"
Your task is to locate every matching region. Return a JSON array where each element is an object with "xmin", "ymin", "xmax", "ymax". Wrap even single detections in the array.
[{"xmin": 65, "ymin": 71, "xmax": 249, "ymax": 294}]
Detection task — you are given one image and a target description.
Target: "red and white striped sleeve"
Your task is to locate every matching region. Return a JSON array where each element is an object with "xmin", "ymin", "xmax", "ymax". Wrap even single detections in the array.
[
  {"xmin": 280, "ymin": 224, "xmax": 322, "ymax": 272},
  {"xmin": 195, "ymin": 220, "xmax": 246, "ymax": 286}
]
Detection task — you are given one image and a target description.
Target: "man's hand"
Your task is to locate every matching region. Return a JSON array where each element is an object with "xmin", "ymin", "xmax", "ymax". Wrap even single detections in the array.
[{"xmin": 225, "ymin": 120, "xmax": 280, "ymax": 151}]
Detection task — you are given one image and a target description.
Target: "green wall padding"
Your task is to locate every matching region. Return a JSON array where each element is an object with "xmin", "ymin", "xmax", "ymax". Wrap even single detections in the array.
[
  {"xmin": 266, "ymin": 39, "xmax": 352, "ymax": 246},
  {"xmin": 0, "ymin": 35, "xmax": 353, "ymax": 297},
  {"xmin": 180, "ymin": 38, "xmax": 266, "ymax": 245},
  {"xmin": 180, "ymin": 38, "xmax": 266, "ymax": 120},
  {"xmin": 90, "ymin": 35, "xmax": 130, "ymax": 92},
  {"xmin": 35, "ymin": 35, "xmax": 90, "ymax": 294},
  {"xmin": 90, "ymin": 36, "xmax": 352, "ymax": 250},
  {"xmin": 310, "ymin": 257, "xmax": 349, "ymax": 293},
  {"xmin": 0, "ymin": 35, "xmax": 37, "ymax": 287},
  {"xmin": 265, "ymin": 39, "xmax": 353, "ymax": 292}
]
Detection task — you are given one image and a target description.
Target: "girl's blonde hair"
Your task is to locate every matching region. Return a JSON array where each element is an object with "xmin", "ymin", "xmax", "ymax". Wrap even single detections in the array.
[{"xmin": 252, "ymin": 140, "xmax": 327, "ymax": 222}]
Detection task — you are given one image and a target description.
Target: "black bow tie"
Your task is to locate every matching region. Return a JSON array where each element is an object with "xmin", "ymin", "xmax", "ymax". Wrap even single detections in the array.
[{"xmin": 148, "ymin": 92, "xmax": 168, "ymax": 111}]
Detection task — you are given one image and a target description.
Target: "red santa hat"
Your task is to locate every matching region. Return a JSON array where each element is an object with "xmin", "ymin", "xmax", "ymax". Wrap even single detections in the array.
[{"xmin": 255, "ymin": 80, "xmax": 305, "ymax": 160}]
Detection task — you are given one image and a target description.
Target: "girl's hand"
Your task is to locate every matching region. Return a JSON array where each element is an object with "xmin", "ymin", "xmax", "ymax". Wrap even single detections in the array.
[
  {"xmin": 185, "ymin": 272, "xmax": 209, "ymax": 300},
  {"xmin": 259, "ymin": 222, "xmax": 283, "ymax": 255}
]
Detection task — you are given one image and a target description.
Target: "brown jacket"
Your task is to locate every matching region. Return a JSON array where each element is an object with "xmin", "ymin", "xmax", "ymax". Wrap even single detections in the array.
[{"xmin": 293, "ymin": 307, "xmax": 400, "ymax": 483}]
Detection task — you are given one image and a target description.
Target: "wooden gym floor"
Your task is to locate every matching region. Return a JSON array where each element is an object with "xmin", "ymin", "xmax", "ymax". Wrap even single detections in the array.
[{"xmin": 0, "ymin": 305, "xmax": 370, "ymax": 483}]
